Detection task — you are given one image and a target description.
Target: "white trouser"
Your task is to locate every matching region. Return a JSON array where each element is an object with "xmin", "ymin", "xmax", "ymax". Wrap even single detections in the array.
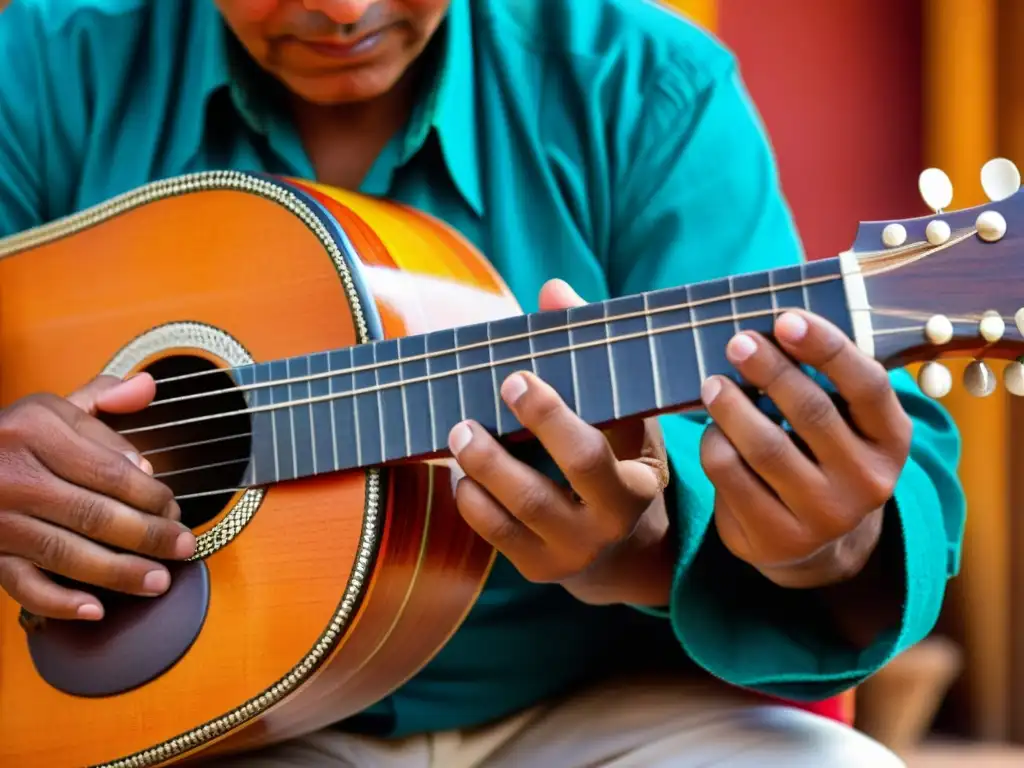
[{"xmin": 202, "ymin": 675, "xmax": 904, "ymax": 767}]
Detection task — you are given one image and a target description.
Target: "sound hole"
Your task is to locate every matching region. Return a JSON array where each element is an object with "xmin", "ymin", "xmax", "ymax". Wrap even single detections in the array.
[{"xmin": 103, "ymin": 355, "xmax": 252, "ymax": 530}]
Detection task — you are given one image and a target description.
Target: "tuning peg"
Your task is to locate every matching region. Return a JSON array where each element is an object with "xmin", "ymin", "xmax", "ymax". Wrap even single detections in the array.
[
  {"xmin": 1016, "ymin": 308, "xmax": 1024, "ymax": 336},
  {"xmin": 981, "ymin": 157, "xmax": 1021, "ymax": 202},
  {"xmin": 1005, "ymin": 361, "xmax": 1024, "ymax": 396},
  {"xmin": 925, "ymin": 314, "xmax": 954, "ymax": 345},
  {"xmin": 979, "ymin": 310, "xmax": 1006, "ymax": 343},
  {"xmin": 976, "ymin": 210, "xmax": 1007, "ymax": 242},
  {"xmin": 964, "ymin": 360, "xmax": 997, "ymax": 397},
  {"xmin": 919, "ymin": 168, "xmax": 954, "ymax": 212},
  {"xmin": 918, "ymin": 362, "xmax": 952, "ymax": 399}
]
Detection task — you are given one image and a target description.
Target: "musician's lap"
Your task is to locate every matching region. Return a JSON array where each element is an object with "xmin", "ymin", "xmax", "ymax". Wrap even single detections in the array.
[{"xmin": 202, "ymin": 676, "xmax": 903, "ymax": 768}]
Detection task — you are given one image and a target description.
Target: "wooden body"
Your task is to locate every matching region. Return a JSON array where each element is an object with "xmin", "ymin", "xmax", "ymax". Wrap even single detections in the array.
[{"xmin": 0, "ymin": 174, "xmax": 519, "ymax": 767}]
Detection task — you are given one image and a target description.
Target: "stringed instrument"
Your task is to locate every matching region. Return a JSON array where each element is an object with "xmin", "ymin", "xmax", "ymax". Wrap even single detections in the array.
[{"xmin": 0, "ymin": 162, "xmax": 1019, "ymax": 767}]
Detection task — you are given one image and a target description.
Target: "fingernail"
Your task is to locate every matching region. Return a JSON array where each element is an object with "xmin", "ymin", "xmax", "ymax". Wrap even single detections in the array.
[
  {"xmin": 77, "ymin": 603, "xmax": 103, "ymax": 621},
  {"xmin": 726, "ymin": 334, "xmax": 758, "ymax": 363},
  {"xmin": 776, "ymin": 312, "xmax": 809, "ymax": 342},
  {"xmin": 124, "ymin": 451, "xmax": 154, "ymax": 475},
  {"xmin": 701, "ymin": 376, "xmax": 722, "ymax": 406},
  {"xmin": 174, "ymin": 531, "xmax": 197, "ymax": 559},
  {"xmin": 448, "ymin": 422, "xmax": 473, "ymax": 457},
  {"xmin": 501, "ymin": 373, "xmax": 528, "ymax": 406},
  {"xmin": 142, "ymin": 569, "xmax": 171, "ymax": 595}
]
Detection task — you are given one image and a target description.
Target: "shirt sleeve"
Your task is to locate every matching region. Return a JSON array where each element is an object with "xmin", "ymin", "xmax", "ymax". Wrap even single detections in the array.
[
  {"xmin": 606, "ymin": 55, "xmax": 965, "ymax": 701},
  {"xmin": 0, "ymin": 2, "xmax": 47, "ymax": 236}
]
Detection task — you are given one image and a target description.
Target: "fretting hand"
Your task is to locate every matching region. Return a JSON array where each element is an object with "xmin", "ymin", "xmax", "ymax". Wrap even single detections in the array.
[
  {"xmin": 448, "ymin": 280, "xmax": 675, "ymax": 606},
  {"xmin": 699, "ymin": 310, "xmax": 912, "ymax": 589},
  {"xmin": 0, "ymin": 375, "xmax": 196, "ymax": 621}
]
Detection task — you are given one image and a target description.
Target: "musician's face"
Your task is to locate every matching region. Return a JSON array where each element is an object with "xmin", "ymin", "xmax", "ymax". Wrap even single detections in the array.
[{"xmin": 214, "ymin": 1, "xmax": 451, "ymax": 105}]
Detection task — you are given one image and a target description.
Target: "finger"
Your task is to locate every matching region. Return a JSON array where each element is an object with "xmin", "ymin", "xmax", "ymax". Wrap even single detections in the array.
[
  {"xmin": 723, "ymin": 330, "xmax": 862, "ymax": 466},
  {"xmin": 699, "ymin": 426, "xmax": 817, "ymax": 566},
  {"xmin": 499, "ymin": 372, "xmax": 663, "ymax": 511},
  {"xmin": 453, "ymin": 477, "xmax": 553, "ymax": 580},
  {"xmin": 0, "ymin": 556, "xmax": 104, "ymax": 621},
  {"xmin": 67, "ymin": 373, "xmax": 156, "ymax": 416},
  {"xmin": 448, "ymin": 420, "xmax": 580, "ymax": 544},
  {"xmin": 773, "ymin": 311, "xmax": 912, "ymax": 450},
  {"xmin": 700, "ymin": 374, "xmax": 827, "ymax": 508},
  {"xmin": 18, "ymin": 402, "xmax": 180, "ymax": 519},
  {"xmin": 25, "ymin": 474, "xmax": 195, "ymax": 561},
  {"xmin": 538, "ymin": 278, "xmax": 586, "ymax": 311},
  {"xmin": 0, "ymin": 512, "xmax": 172, "ymax": 598}
]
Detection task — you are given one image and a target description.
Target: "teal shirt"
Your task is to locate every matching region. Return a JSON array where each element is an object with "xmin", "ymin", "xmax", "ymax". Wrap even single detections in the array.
[{"xmin": 0, "ymin": 0, "xmax": 964, "ymax": 738}]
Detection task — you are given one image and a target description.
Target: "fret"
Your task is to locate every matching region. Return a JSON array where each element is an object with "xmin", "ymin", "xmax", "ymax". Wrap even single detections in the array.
[
  {"xmin": 732, "ymin": 271, "xmax": 776, "ymax": 336},
  {"xmin": 374, "ymin": 339, "xmax": 408, "ymax": 462},
  {"xmin": 352, "ymin": 342, "xmax": 383, "ymax": 467},
  {"xmin": 424, "ymin": 329, "xmax": 462, "ymax": 452},
  {"xmin": 688, "ymin": 278, "xmax": 736, "ymax": 381},
  {"xmin": 529, "ymin": 309, "xmax": 577, "ymax": 414},
  {"xmin": 647, "ymin": 287, "xmax": 703, "ymax": 407},
  {"xmin": 397, "ymin": 335, "xmax": 434, "ymax": 457},
  {"xmin": 771, "ymin": 263, "xmax": 808, "ymax": 316},
  {"xmin": 307, "ymin": 352, "xmax": 337, "ymax": 473},
  {"xmin": 327, "ymin": 348, "xmax": 358, "ymax": 470},
  {"xmin": 287, "ymin": 356, "xmax": 316, "ymax": 478},
  {"xmin": 802, "ymin": 258, "xmax": 854, "ymax": 338},
  {"xmin": 569, "ymin": 302, "xmax": 616, "ymax": 424},
  {"xmin": 234, "ymin": 364, "xmax": 261, "ymax": 486},
  {"xmin": 489, "ymin": 315, "xmax": 531, "ymax": 435},
  {"xmin": 268, "ymin": 359, "xmax": 293, "ymax": 481},
  {"xmin": 607, "ymin": 294, "xmax": 657, "ymax": 417},
  {"xmin": 456, "ymin": 322, "xmax": 499, "ymax": 432}
]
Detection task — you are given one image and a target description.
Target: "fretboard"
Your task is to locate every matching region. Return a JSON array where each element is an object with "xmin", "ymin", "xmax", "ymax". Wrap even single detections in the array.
[{"xmin": 236, "ymin": 257, "xmax": 852, "ymax": 486}]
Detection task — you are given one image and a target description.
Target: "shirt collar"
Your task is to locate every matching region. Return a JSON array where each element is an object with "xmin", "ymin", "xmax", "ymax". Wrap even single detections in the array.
[{"xmin": 192, "ymin": 0, "xmax": 483, "ymax": 215}]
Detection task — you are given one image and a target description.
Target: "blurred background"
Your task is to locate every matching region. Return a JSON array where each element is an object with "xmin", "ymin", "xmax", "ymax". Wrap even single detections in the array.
[{"xmin": 664, "ymin": 0, "xmax": 1024, "ymax": 765}]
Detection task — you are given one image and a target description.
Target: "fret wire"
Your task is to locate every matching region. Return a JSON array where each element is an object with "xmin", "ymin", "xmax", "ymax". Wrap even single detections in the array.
[
  {"xmin": 286, "ymin": 358, "xmax": 298, "ymax": 478},
  {"xmin": 728, "ymin": 276, "xmax": 740, "ymax": 335},
  {"xmin": 306, "ymin": 358, "xmax": 318, "ymax": 476},
  {"xmin": 151, "ymin": 267, "xmax": 849, "ymax": 406},
  {"xmin": 121, "ymin": 302, "xmax": 831, "ymax": 438},
  {"xmin": 487, "ymin": 322, "xmax": 502, "ymax": 432},
  {"xmin": 603, "ymin": 302, "xmax": 620, "ymax": 420},
  {"xmin": 327, "ymin": 353, "xmax": 340, "ymax": 472},
  {"xmin": 684, "ymin": 284, "xmax": 707, "ymax": 383},
  {"xmin": 267, "ymin": 365, "xmax": 280, "ymax": 481},
  {"xmin": 643, "ymin": 293, "xmax": 663, "ymax": 410},
  {"xmin": 425, "ymin": 335, "xmax": 438, "ymax": 450},
  {"xmin": 569, "ymin": 310, "xmax": 581, "ymax": 417},
  {"xmin": 397, "ymin": 338, "xmax": 412, "ymax": 458},
  {"xmin": 373, "ymin": 344, "xmax": 386, "ymax": 461}
]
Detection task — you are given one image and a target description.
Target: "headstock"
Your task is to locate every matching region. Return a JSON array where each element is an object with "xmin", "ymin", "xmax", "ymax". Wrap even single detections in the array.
[{"xmin": 847, "ymin": 158, "xmax": 1024, "ymax": 400}]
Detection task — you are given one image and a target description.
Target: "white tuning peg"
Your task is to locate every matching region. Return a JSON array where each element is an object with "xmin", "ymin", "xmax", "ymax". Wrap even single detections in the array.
[
  {"xmin": 918, "ymin": 361, "xmax": 953, "ymax": 399},
  {"xmin": 919, "ymin": 167, "xmax": 954, "ymax": 212},
  {"xmin": 981, "ymin": 157, "xmax": 1021, "ymax": 202},
  {"xmin": 1005, "ymin": 361, "xmax": 1024, "ymax": 397},
  {"xmin": 964, "ymin": 360, "xmax": 997, "ymax": 397}
]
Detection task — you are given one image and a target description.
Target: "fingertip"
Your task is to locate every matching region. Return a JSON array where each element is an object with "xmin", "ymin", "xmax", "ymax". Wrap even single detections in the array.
[
  {"xmin": 76, "ymin": 602, "xmax": 104, "ymax": 621},
  {"xmin": 538, "ymin": 278, "xmax": 586, "ymax": 311},
  {"xmin": 96, "ymin": 372, "xmax": 157, "ymax": 414}
]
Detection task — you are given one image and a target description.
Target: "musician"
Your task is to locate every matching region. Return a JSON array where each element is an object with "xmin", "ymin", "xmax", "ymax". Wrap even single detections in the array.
[{"xmin": 0, "ymin": 0, "xmax": 964, "ymax": 765}]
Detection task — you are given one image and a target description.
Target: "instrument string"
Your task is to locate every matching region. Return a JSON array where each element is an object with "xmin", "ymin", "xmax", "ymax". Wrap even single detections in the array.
[{"xmin": 147, "ymin": 270, "xmax": 853, "ymax": 399}]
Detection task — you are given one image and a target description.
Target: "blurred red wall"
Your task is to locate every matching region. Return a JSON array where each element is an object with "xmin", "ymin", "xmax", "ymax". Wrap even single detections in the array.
[{"xmin": 718, "ymin": 0, "xmax": 924, "ymax": 260}]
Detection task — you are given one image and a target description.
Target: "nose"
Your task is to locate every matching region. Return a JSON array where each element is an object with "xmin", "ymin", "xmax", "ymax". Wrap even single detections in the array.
[{"xmin": 301, "ymin": 0, "xmax": 376, "ymax": 24}]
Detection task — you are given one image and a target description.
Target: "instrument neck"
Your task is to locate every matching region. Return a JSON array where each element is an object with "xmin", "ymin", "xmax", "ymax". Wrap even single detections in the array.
[{"xmin": 239, "ymin": 256, "xmax": 856, "ymax": 486}]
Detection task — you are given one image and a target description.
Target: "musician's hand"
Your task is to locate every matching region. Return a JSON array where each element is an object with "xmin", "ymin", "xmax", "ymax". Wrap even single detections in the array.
[
  {"xmin": 448, "ymin": 280, "xmax": 674, "ymax": 606},
  {"xmin": 700, "ymin": 310, "xmax": 912, "ymax": 589},
  {"xmin": 0, "ymin": 375, "xmax": 195, "ymax": 621}
]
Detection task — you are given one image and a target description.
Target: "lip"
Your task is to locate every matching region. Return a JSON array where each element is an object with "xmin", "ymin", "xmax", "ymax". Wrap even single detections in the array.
[{"xmin": 298, "ymin": 29, "xmax": 387, "ymax": 61}]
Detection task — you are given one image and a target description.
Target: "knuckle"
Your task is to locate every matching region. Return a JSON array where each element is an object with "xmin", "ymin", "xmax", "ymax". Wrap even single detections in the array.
[
  {"xmin": 140, "ymin": 519, "xmax": 178, "ymax": 557},
  {"xmin": 848, "ymin": 360, "xmax": 890, "ymax": 404},
  {"xmin": 512, "ymin": 484, "xmax": 552, "ymax": 527},
  {"xmin": 699, "ymin": 429, "xmax": 734, "ymax": 479},
  {"xmin": 70, "ymin": 494, "xmax": 110, "ymax": 539},
  {"xmin": 746, "ymin": 433, "xmax": 790, "ymax": 474},
  {"xmin": 565, "ymin": 437, "xmax": 610, "ymax": 480},
  {"xmin": 34, "ymin": 529, "xmax": 70, "ymax": 569},
  {"xmin": 792, "ymin": 391, "xmax": 837, "ymax": 430}
]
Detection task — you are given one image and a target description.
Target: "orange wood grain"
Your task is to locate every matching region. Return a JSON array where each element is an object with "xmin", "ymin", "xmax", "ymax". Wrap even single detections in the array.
[{"xmin": 0, "ymin": 178, "xmax": 510, "ymax": 767}]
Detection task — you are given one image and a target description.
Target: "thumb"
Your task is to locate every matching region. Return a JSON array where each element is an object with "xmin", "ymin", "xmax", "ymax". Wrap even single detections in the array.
[
  {"xmin": 67, "ymin": 373, "xmax": 157, "ymax": 416},
  {"xmin": 538, "ymin": 279, "xmax": 586, "ymax": 311}
]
